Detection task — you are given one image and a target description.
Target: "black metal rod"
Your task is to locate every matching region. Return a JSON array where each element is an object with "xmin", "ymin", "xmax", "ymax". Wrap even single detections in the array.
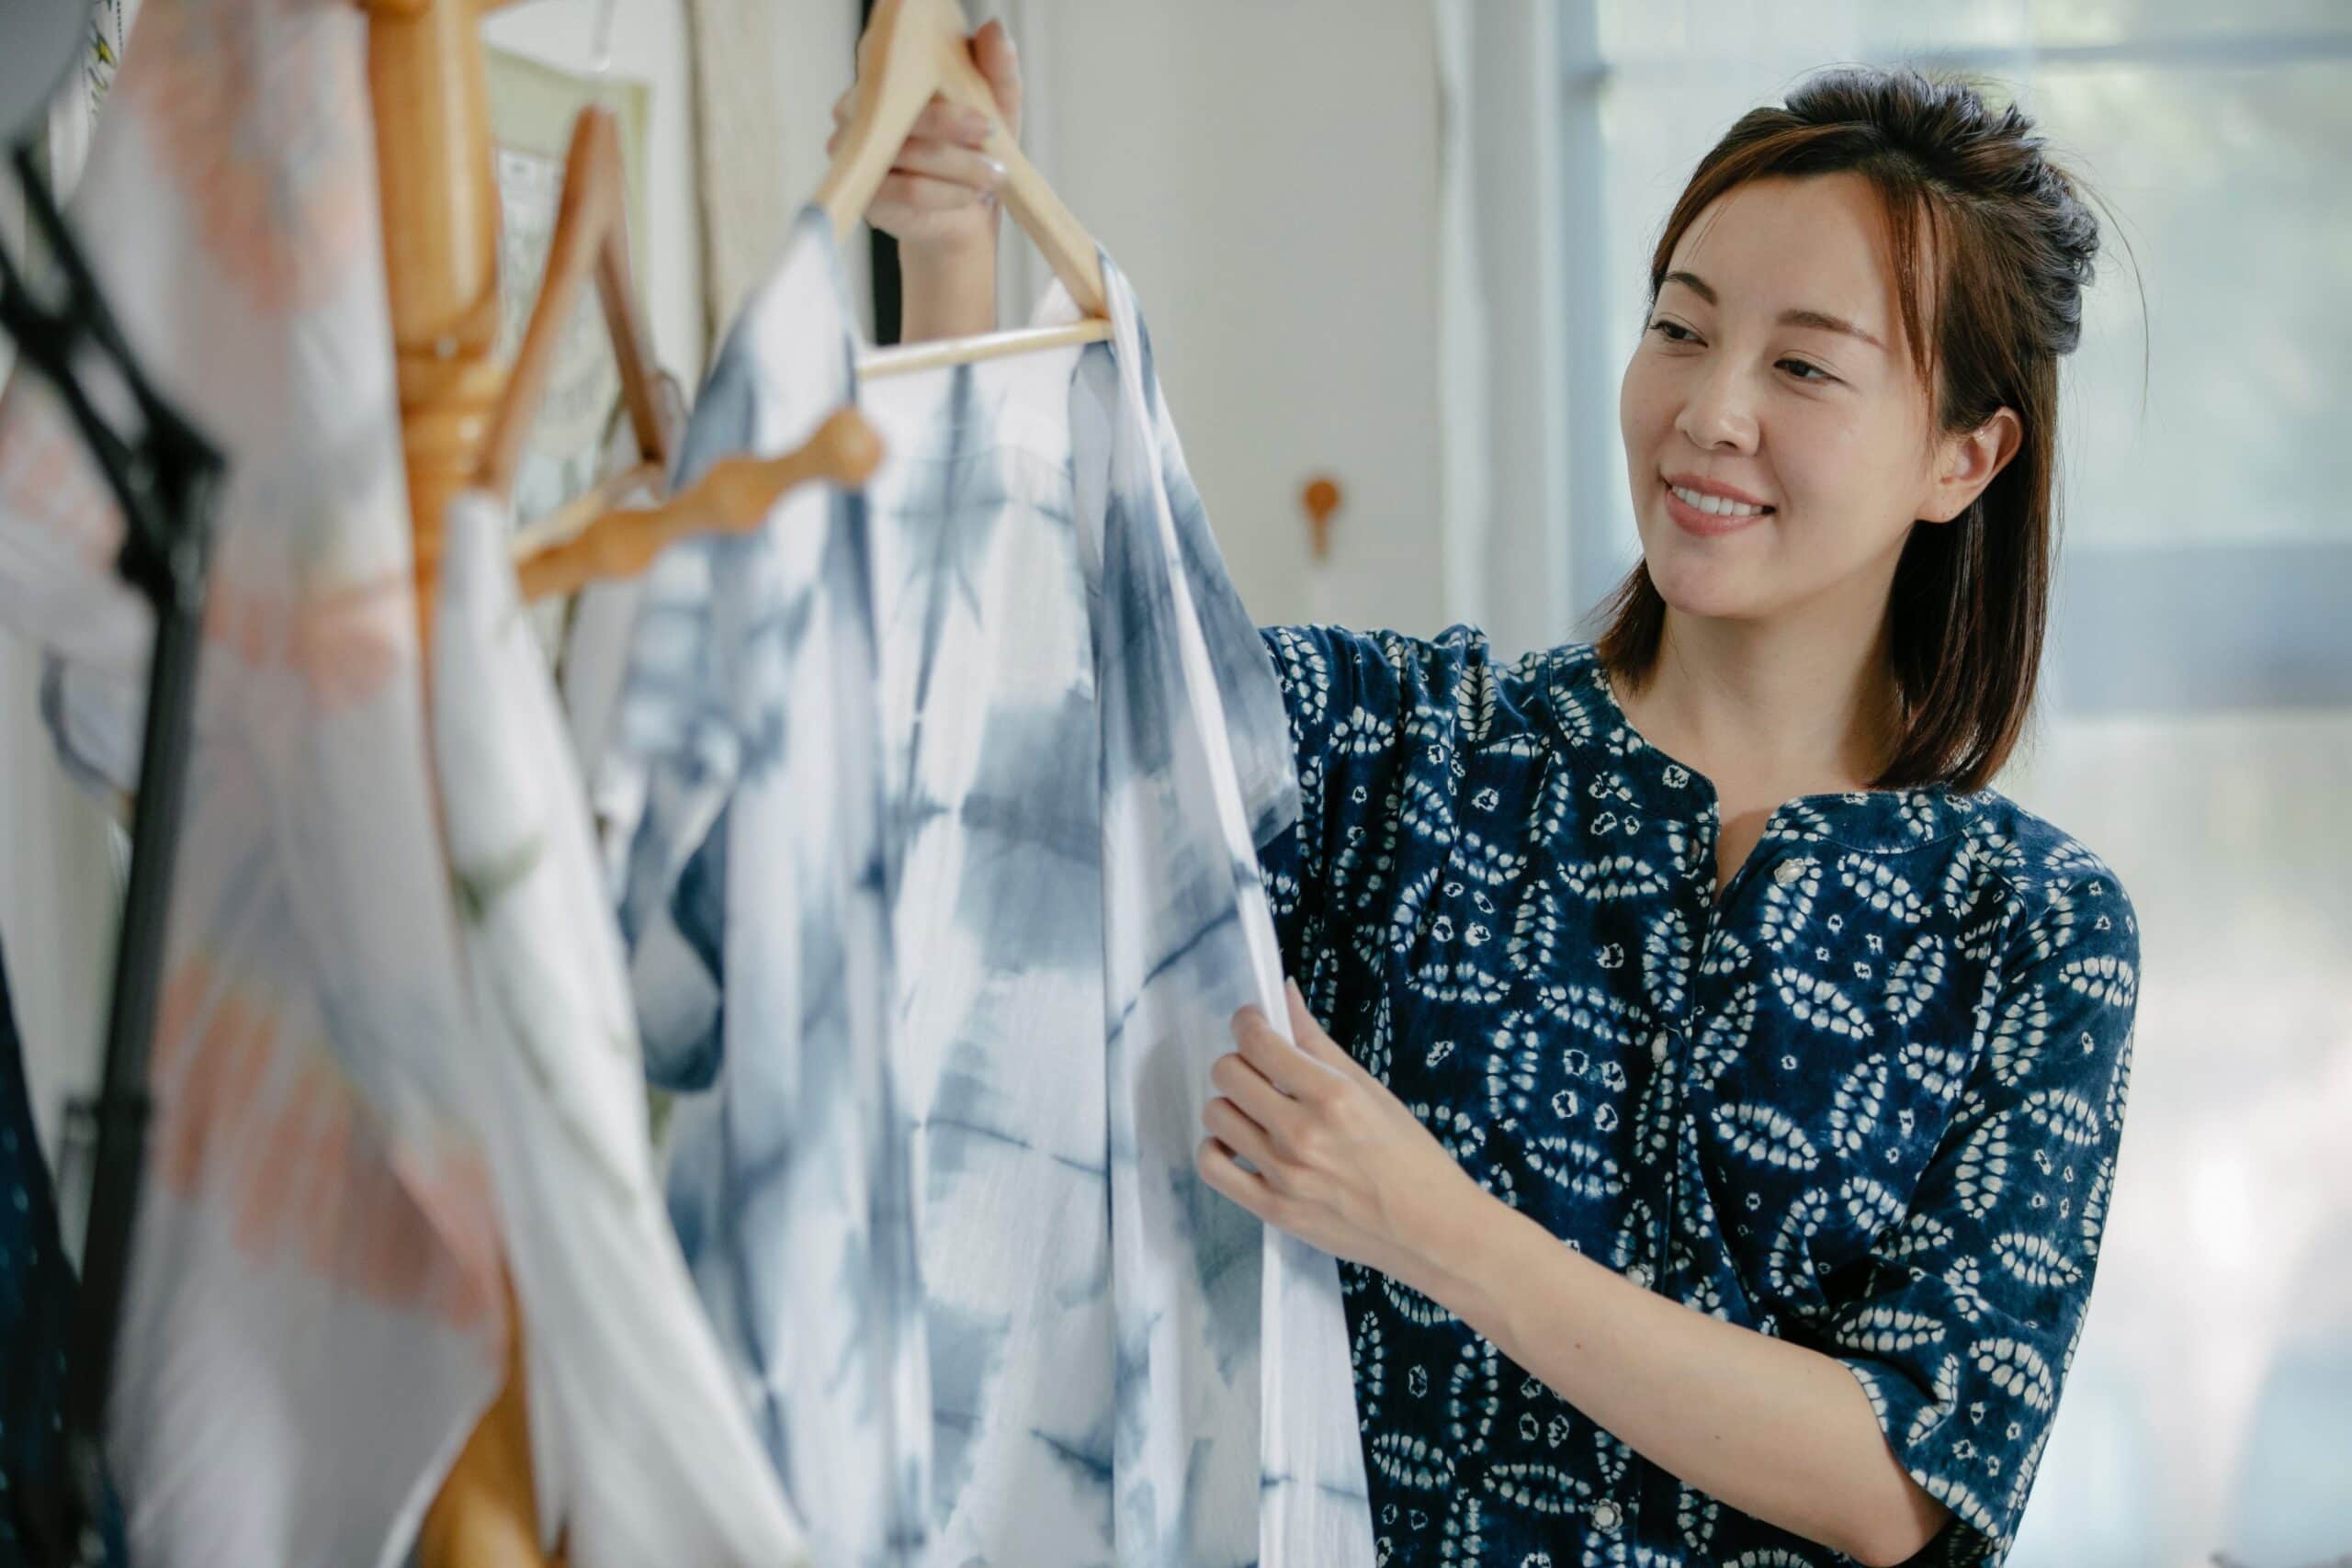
[
  {"xmin": 2, "ymin": 135, "xmax": 220, "ymax": 1568},
  {"xmin": 53, "ymin": 492, "xmax": 212, "ymax": 1568}
]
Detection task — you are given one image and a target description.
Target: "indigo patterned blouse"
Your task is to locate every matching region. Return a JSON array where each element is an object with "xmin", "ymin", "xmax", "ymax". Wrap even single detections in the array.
[{"xmin": 1255, "ymin": 626, "xmax": 2139, "ymax": 1567}]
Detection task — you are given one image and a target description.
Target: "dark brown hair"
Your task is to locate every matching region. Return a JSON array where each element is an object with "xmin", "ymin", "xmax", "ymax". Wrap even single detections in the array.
[{"xmin": 1598, "ymin": 68, "xmax": 2102, "ymax": 794}]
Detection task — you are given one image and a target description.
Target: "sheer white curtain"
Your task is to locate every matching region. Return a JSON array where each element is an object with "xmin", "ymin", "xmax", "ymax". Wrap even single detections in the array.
[{"xmin": 1432, "ymin": 0, "xmax": 1573, "ymax": 660}]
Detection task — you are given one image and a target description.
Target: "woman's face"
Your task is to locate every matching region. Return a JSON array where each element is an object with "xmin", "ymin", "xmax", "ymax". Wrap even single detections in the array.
[{"xmin": 1618, "ymin": 172, "xmax": 1970, "ymax": 631}]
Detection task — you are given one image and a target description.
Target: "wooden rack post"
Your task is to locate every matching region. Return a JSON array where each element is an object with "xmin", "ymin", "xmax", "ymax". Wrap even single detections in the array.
[
  {"xmin": 364, "ymin": 0, "xmax": 512, "ymax": 633},
  {"xmin": 353, "ymin": 7, "xmax": 882, "ymax": 1560},
  {"xmin": 359, "ymin": 3, "xmax": 551, "ymax": 1562}
]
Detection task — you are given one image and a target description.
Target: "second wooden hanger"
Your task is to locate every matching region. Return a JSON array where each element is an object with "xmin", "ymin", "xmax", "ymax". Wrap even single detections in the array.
[{"xmin": 819, "ymin": 0, "xmax": 1114, "ymax": 379}]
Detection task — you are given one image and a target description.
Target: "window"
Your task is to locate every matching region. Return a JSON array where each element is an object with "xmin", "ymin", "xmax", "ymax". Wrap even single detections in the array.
[{"xmin": 1564, "ymin": 0, "xmax": 2352, "ymax": 711}]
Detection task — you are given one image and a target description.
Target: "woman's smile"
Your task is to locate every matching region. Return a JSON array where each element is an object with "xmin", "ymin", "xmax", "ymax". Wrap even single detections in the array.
[{"xmin": 1663, "ymin": 474, "xmax": 1777, "ymax": 537}]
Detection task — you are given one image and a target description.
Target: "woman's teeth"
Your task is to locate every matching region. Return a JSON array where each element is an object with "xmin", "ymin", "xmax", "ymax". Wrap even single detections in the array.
[{"xmin": 1669, "ymin": 483, "xmax": 1770, "ymax": 517}]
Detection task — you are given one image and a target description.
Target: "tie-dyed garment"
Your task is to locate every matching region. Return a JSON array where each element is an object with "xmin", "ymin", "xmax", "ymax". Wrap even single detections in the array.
[
  {"xmin": 602, "ymin": 209, "xmax": 1374, "ymax": 1566},
  {"xmin": 430, "ymin": 494, "xmax": 808, "ymax": 1567},
  {"xmin": 1256, "ymin": 626, "xmax": 2140, "ymax": 1566},
  {"xmin": 859, "ymin": 255, "xmax": 1372, "ymax": 1568},
  {"xmin": 0, "ymin": 4, "xmax": 508, "ymax": 1562},
  {"xmin": 605, "ymin": 212, "xmax": 930, "ymax": 1568}
]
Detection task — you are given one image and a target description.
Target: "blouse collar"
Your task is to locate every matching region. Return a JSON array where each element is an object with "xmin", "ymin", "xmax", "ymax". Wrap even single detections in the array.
[{"xmin": 1534, "ymin": 643, "xmax": 1971, "ymax": 857}]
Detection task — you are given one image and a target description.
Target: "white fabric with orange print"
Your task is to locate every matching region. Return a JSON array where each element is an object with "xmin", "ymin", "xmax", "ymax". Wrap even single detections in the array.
[{"xmin": 0, "ymin": 4, "xmax": 508, "ymax": 1563}]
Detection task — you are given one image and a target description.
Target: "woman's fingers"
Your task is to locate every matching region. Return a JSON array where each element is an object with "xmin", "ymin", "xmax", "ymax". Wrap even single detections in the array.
[
  {"xmin": 1196, "ymin": 1137, "xmax": 1280, "ymax": 1221},
  {"xmin": 1210, "ymin": 1048, "xmax": 1302, "ymax": 1140},
  {"xmin": 971, "ymin": 18, "xmax": 1023, "ymax": 135},
  {"xmin": 1203, "ymin": 1097, "xmax": 1283, "ymax": 1183},
  {"xmin": 911, "ymin": 96, "xmax": 993, "ymax": 146},
  {"xmin": 825, "ymin": 95, "xmax": 1000, "ymax": 216},
  {"xmin": 1231, "ymin": 1002, "xmax": 1344, "ymax": 1103},
  {"xmin": 886, "ymin": 139, "xmax": 1004, "ymax": 196},
  {"xmin": 872, "ymin": 172, "xmax": 989, "ymax": 216},
  {"xmin": 1282, "ymin": 979, "xmax": 1363, "ymax": 1078},
  {"xmin": 831, "ymin": 86, "xmax": 991, "ymax": 145},
  {"xmin": 823, "ymin": 24, "xmax": 1016, "ymax": 243}
]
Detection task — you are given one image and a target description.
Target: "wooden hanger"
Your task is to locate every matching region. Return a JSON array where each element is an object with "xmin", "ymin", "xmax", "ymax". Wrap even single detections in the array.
[
  {"xmin": 512, "ymin": 407, "xmax": 882, "ymax": 601},
  {"xmin": 474, "ymin": 102, "xmax": 668, "ymax": 504},
  {"xmin": 359, "ymin": 6, "xmax": 879, "ymax": 1564},
  {"xmin": 432, "ymin": 100, "xmax": 883, "ymax": 604},
  {"xmin": 820, "ymin": 0, "xmax": 1114, "ymax": 378}
]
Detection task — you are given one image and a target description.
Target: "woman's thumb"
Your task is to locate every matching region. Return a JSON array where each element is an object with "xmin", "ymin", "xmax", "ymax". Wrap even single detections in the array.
[{"xmin": 972, "ymin": 19, "xmax": 1023, "ymax": 129}]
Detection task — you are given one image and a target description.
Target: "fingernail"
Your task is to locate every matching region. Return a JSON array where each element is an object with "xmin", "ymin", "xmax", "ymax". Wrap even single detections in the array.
[{"xmin": 983, "ymin": 156, "xmax": 1006, "ymax": 183}]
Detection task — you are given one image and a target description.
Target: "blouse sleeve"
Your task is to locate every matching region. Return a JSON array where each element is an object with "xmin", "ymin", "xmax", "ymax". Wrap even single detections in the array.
[
  {"xmin": 1254, "ymin": 625, "xmax": 1374, "ymax": 985},
  {"xmin": 1816, "ymin": 867, "xmax": 2140, "ymax": 1563},
  {"xmin": 1254, "ymin": 624, "xmax": 1482, "ymax": 992}
]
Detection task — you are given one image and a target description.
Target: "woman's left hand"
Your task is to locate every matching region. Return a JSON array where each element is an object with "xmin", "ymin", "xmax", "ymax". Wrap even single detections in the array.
[{"xmin": 1198, "ymin": 980, "xmax": 1490, "ymax": 1294}]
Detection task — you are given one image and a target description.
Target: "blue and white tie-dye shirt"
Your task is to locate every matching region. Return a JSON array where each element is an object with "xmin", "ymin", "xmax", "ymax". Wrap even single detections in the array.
[
  {"xmin": 605, "ymin": 208, "xmax": 1375, "ymax": 1567},
  {"xmin": 1253, "ymin": 625, "xmax": 2139, "ymax": 1567}
]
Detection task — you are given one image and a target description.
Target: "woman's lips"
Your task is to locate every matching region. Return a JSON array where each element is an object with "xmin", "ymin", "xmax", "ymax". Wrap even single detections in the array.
[{"xmin": 1662, "ymin": 477, "xmax": 1773, "ymax": 537}]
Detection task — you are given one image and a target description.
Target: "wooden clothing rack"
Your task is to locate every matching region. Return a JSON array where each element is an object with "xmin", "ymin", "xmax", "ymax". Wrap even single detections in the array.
[
  {"xmin": 358, "ymin": 10, "xmax": 563, "ymax": 1560},
  {"xmin": 366, "ymin": 0, "xmax": 879, "ymax": 632},
  {"xmin": 351, "ymin": 4, "xmax": 910, "ymax": 1560},
  {"xmin": 359, "ymin": 3, "xmax": 878, "ymax": 1558},
  {"xmin": 366, "ymin": 0, "xmax": 515, "ymax": 628}
]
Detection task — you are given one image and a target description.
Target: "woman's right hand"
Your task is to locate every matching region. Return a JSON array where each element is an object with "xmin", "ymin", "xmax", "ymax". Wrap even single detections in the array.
[{"xmin": 825, "ymin": 17, "xmax": 1023, "ymax": 261}]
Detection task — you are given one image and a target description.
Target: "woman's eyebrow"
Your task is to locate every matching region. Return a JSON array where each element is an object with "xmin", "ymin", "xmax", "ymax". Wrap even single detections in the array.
[
  {"xmin": 1660, "ymin": 271, "xmax": 1884, "ymax": 350},
  {"xmin": 1780, "ymin": 307, "xmax": 1886, "ymax": 350},
  {"xmin": 1660, "ymin": 269, "xmax": 1716, "ymax": 303}
]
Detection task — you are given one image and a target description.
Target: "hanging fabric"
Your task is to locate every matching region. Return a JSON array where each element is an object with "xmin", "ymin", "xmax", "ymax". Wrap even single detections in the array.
[
  {"xmin": 604, "ymin": 209, "xmax": 931, "ymax": 1568},
  {"xmin": 601, "ymin": 205, "xmax": 1374, "ymax": 1566},
  {"xmin": 0, "ymin": 3, "xmax": 507, "ymax": 1562},
  {"xmin": 428, "ymin": 491, "xmax": 810, "ymax": 1567},
  {"xmin": 0, "ymin": 0, "xmax": 135, "ymax": 1210}
]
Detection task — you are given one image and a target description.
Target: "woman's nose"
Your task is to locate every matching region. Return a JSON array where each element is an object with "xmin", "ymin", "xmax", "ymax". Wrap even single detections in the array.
[{"xmin": 1674, "ymin": 365, "xmax": 1759, "ymax": 454}]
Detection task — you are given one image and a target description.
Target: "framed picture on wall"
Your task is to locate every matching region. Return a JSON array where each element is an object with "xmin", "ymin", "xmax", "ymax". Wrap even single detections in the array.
[
  {"xmin": 483, "ymin": 48, "xmax": 662, "ymax": 660},
  {"xmin": 484, "ymin": 48, "xmax": 657, "ymax": 521}
]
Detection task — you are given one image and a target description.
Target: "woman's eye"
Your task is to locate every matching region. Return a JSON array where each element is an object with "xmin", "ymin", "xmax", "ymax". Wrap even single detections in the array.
[
  {"xmin": 1648, "ymin": 319, "xmax": 1700, "ymax": 344},
  {"xmin": 1778, "ymin": 357, "xmax": 1835, "ymax": 383}
]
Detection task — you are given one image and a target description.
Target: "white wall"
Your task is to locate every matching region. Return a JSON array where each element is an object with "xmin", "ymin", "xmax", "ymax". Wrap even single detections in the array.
[
  {"xmin": 992, "ymin": 1, "xmax": 1451, "ymax": 636},
  {"xmin": 767, "ymin": 0, "xmax": 860, "ymax": 265}
]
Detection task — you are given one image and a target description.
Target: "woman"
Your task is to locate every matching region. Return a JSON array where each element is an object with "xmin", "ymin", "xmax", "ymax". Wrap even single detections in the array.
[{"xmin": 854, "ymin": 29, "xmax": 2136, "ymax": 1566}]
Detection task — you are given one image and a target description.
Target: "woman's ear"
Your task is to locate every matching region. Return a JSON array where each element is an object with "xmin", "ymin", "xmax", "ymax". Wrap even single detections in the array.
[{"xmin": 1922, "ymin": 407, "xmax": 2023, "ymax": 524}]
